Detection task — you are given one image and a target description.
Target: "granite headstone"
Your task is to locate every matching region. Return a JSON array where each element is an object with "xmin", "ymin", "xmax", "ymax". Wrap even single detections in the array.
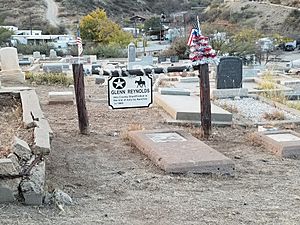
[{"xmin": 216, "ymin": 56, "xmax": 242, "ymax": 89}]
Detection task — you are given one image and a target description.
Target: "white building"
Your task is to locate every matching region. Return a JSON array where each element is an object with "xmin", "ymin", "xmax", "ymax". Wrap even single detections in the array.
[
  {"xmin": 11, "ymin": 34, "xmax": 74, "ymax": 49},
  {"xmin": 0, "ymin": 26, "xmax": 18, "ymax": 32}
]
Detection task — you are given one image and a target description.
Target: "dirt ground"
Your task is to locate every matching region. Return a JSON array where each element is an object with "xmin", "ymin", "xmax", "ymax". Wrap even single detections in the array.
[{"xmin": 1, "ymin": 83, "xmax": 300, "ymax": 225}]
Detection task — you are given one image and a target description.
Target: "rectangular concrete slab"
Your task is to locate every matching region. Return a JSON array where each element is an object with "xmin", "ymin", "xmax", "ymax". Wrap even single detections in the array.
[
  {"xmin": 212, "ymin": 88, "xmax": 248, "ymax": 99},
  {"xmin": 179, "ymin": 77, "xmax": 199, "ymax": 83},
  {"xmin": 128, "ymin": 129, "xmax": 235, "ymax": 174},
  {"xmin": 48, "ymin": 91, "xmax": 74, "ymax": 104},
  {"xmin": 254, "ymin": 130, "xmax": 300, "ymax": 159},
  {"xmin": 154, "ymin": 93, "xmax": 232, "ymax": 122},
  {"xmin": 159, "ymin": 87, "xmax": 191, "ymax": 96}
]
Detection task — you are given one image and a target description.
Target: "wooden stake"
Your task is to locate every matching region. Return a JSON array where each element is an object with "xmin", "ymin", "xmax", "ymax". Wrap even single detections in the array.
[
  {"xmin": 72, "ymin": 64, "xmax": 89, "ymax": 135},
  {"xmin": 198, "ymin": 64, "xmax": 211, "ymax": 138}
]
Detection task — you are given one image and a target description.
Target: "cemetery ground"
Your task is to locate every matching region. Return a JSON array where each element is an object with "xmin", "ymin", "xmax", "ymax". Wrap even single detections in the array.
[{"xmin": 1, "ymin": 82, "xmax": 300, "ymax": 225}]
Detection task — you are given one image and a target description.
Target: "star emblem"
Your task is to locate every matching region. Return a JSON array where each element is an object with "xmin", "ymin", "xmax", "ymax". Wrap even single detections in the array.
[{"xmin": 112, "ymin": 78, "xmax": 126, "ymax": 89}]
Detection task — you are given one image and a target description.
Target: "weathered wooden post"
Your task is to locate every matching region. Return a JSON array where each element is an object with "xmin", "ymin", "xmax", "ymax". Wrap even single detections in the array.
[
  {"xmin": 72, "ymin": 64, "xmax": 89, "ymax": 135},
  {"xmin": 187, "ymin": 16, "xmax": 217, "ymax": 138},
  {"xmin": 198, "ymin": 64, "xmax": 211, "ymax": 138}
]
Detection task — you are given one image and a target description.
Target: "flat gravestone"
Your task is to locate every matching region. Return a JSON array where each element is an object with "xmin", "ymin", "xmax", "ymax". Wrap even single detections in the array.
[
  {"xmin": 154, "ymin": 94, "xmax": 232, "ymax": 122},
  {"xmin": 255, "ymin": 130, "xmax": 300, "ymax": 158},
  {"xmin": 128, "ymin": 129, "xmax": 235, "ymax": 174},
  {"xmin": 217, "ymin": 56, "xmax": 242, "ymax": 89}
]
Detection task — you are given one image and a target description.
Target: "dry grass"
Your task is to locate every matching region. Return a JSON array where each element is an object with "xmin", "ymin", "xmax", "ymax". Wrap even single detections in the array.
[
  {"xmin": 0, "ymin": 104, "xmax": 23, "ymax": 157},
  {"xmin": 219, "ymin": 102, "xmax": 239, "ymax": 113},
  {"xmin": 245, "ymin": 132, "xmax": 262, "ymax": 147},
  {"xmin": 262, "ymin": 110, "xmax": 285, "ymax": 121}
]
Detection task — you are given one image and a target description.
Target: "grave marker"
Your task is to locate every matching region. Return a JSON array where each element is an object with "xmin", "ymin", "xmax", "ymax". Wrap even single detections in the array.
[
  {"xmin": 128, "ymin": 42, "xmax": 136, "ymax": 63},
  {"xmin": 216, "ymin": 56, "xmax": 243, "ymax": 89},
  {"xmin": 0, "ymin": 47, "xmax": 25, "ymax": 84}
]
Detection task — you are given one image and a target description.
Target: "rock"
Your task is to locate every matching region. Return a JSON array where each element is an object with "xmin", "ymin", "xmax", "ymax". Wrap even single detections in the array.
[
  {"xmin": 43, "ymin": 192, "xmax": 54, "ymax": 205},
  {"xmin": 12, "ymin": 136, "xmax": 32, "ymax": 162},
  {"xmin": 33, "ymin": 127, "xmax": 51, "ymax": 155},
  {"xmin": 0, "ymin": 158, "xmax": 19, "ymax": 175},
  {"xmin": 0, "ymin": 178, "xmax": 21, "ymax": 203},
  {"xmin": 7, "ymin": 153, "xmax": 21, "ymax": 172},
  {"xmin": 53, "ymin": 189, "xmax": 73, "ymax": 205},
  {"xmin": 20, "ymin": 161, "xmax": 45, "ymax": 205}
]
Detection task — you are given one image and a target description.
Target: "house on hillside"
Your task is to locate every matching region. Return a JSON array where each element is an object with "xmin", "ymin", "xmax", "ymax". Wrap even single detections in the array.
[
  {"xmin": 8, "ymin": 26, "xmax": 74, "ymax": 49},
  {"xmin": 129, "ymin": 15, "xmax": 146, "ymax": 38}
]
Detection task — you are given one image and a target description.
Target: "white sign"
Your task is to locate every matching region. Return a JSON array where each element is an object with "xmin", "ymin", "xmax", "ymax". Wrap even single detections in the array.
[{"xmin": 108, "ymin": 75, "xmax": 153, "ymax": 109}]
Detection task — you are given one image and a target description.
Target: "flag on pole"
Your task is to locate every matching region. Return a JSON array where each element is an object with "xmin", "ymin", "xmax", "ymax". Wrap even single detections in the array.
[
  {"xmin": 187, "ymin": 28, "xmax": 198, "ymax": 46},
  {"xmin": 187, "ymin": 16, "xmax": 202, "ymax": 46},
  {"xmin": 76, "ymin": 30, "xmax": 83, "ymax": 57},
  {"xmin": 196, "ymin": 15, "xmax": 202, "ymax": 35}
]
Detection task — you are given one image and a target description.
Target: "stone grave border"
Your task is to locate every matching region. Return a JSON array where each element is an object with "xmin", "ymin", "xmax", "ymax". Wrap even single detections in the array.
[
  {"xmin": 0, "ymin": 87, "xmax": 52, "ymax": 205},
  {"xmin": 254, "ymin": 130, "xmax": 300, "ymax": 159}
]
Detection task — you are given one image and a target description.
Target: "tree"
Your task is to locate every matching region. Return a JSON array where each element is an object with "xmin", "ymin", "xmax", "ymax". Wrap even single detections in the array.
[
  {"xmin": 80, "ymin": 8, "xmax": 133, "ymax": 47},
  {"xmin": 144, "ymin": 17, "xmax": 161, "ymax": 32},
  {"xmin": 0, "ymin": 28, "xmax": 13, "ymax": 46}
]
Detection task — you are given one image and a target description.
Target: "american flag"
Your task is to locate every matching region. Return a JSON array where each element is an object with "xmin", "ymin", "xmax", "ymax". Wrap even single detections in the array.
[
  {"xmin": 76, "ymin": 30, "xmax": 83, "ymax": 56},
  {"xmin": 187, "ymin": 28, "xmax": 199, "ymax": 46},
  {"xmin": 187, "ymin": 16, "xmax": 202, "ymax": 46}
]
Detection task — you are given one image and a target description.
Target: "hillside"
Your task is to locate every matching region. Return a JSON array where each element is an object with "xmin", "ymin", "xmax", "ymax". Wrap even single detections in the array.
[{"xmin": 0, "ymin": 0, "xmax": 299, "ymax": 37}]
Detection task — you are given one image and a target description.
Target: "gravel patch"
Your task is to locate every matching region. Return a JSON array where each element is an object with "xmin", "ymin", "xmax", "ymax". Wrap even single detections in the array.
[{"xmin": 214, "ymin": 97, "xmax": 298, "ymax": 123}]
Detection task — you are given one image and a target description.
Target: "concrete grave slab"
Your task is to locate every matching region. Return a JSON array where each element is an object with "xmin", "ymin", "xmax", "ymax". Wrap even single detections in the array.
[
  {"xmin": 159, "ymin": 87, "xmax": 191, "ymax": 96},
  {"xmin": 128, "ymin": 129, "xmax": 235, "ymax": 174},
  {"xmin": 254, "ymin": 130, "xmax": 300, "ymax": 158},
  {"xmin": 179, "ymin": 77, "xmax": 199, "ymax": 83},
  {"xmin": 212, "ymin": 88, "xmax": 248, "ymax": 99},
  {"xmin": 154, "ymin": 93, "xmax": 232, "ymax": 122},
  {"xmin": 48, "ymin": 91, "xmax": 74, "ymax": 104}
]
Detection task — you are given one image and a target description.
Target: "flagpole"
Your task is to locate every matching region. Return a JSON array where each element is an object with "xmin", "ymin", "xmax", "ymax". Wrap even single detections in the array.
[{"xmin": 77, "ymin": 24, "xmax": 81, "ymax": 65}]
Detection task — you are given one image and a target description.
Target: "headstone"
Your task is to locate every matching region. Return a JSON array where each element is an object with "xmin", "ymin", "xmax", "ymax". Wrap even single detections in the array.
[
  {"xmin": 216, "ymin": 56, "xmax": 243, "ymax": 89},
  {"xmin": 33, "ymin": 51, "xmax": 41, "ymax": 59},
  {"xmin": 42, "ymin": 63, "xmax": 64, "ymax": 73},
  {"xmin": 158, "ymin": 56, "xmax": 167, "ymax": 63},
  {"xmin": 0, "ymin": 47, "xmax": 25, "ymax": 84},
  {"xmin": 128, "ymin": 42, "xmax": 136, "ymax": 63},
  {"xmin": 49, "ymin": 49, "xmax": 57, "ymax": 59},
  {"xmin": 170, "ymin": 55, "xmax": 179, "ymax": 63},
  {"xmin": 128, "ymin": 55, "xmax": 154, "ymax": 70}
]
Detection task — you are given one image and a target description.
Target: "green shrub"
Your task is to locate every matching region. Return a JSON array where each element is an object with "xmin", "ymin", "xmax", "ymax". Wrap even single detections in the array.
[
  {"xmin": 16, "ymin": 43, "xmax": 54, "ymax": 55},
  {"xmin": 83, "ymin": 44, "xmax": 127, "ymax": 58},
  {"xmin": 25, "ymin": 72, "xmax": 73, "ymax": 86}
]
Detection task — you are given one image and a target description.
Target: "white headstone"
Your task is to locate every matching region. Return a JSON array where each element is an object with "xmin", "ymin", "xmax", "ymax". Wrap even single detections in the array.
[
  {"xmin": 0, "ymin": 47, "xmax": 25, "ymax": 84},
  {"xmin": 49, "ymin": 49, "xmax": 57, "ymax": 59},
  {"xmin": 128, "ymin": 42, "xmax": 136, "ymax": 63},
  {"xmin": 33, "ymin": 51, "xmax": 41, "ymax": 59}
]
